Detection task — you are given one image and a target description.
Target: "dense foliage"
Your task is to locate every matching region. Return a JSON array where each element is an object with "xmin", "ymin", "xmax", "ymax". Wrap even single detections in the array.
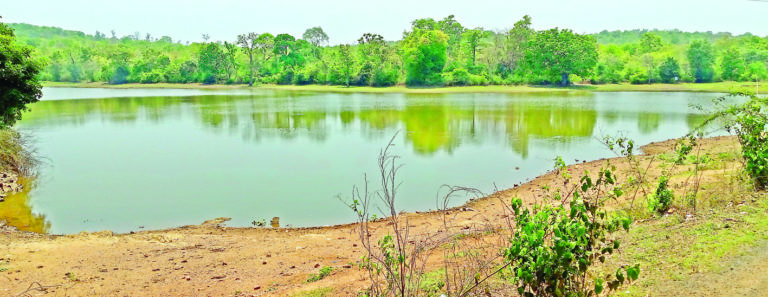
[
  {"xmin": 505, "ymin": 165, "xmax": 639, "ymax": 297},
  {"xmin": 7, "ymin": 16, "xmax": 768, "ymax": 87},
  {"xmin": 718, "ymin": 94, "xmax": 768, "ymax": 189},
  {"xmin": 0, "ymin": 21, "xmax": 43, "ymax": 128}
]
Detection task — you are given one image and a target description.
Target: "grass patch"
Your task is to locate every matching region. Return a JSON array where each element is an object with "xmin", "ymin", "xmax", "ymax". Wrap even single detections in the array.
[
  {"xmin": 306, "ymin": 266, "xmax": 333, "ymax": 283},
  {"xmin": 290, "ymin": 287, "xmax": 333, "ymax": 297},
  {"xmin": 609, "ymin": 190, "xmax": 768, "ymax": 296},
  {"xmin": 419, "ymin": 268, "xmax": 447, "ymax": 296}
]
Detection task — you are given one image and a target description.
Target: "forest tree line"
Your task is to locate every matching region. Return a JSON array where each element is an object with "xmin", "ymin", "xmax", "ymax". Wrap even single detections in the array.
[{"xmin": 8, "ymin": 15, "xmax": 768, "ymax": 87}]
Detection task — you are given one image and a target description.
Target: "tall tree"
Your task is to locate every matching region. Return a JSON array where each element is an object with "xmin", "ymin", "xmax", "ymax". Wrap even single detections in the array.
[
  {"xmin": 437, "ymin": 15, "xmax": 465, "ymax": 63},
  {"xmin": 337, "ymin": 44, "xmax": 354, "ymax": 87},
  {"xmin": 499, "ymin": 15, "xmax": 535, "ymax": 76},
  {"xmin": 254, "ymin": 33, "xmax": 275, "ymax": 66},
  {"xmin": 524, "ymin": 28, "xmax": 598, "ymax": 86},
  {"xmin": 222, "ymin": 41, "xmax": 238, "ymax": 81},
  {"xmin": 237, "ymin": 32, "xmax": 259, "ymax": 86},
  {"xmin": 658, "ymin": 57, "xmax": 681, "ymax": 83},
  {"xmin": 745, "ymin": 62, "xmax": 768, "ymax": 94},
  {"xmin": 462, "ymin": 28, "xmax": 487, "ymax": 67},
  {"xmin": 402, "ymin": 24, "xmax": 449, "ymax": 86},
  {"xmin": 0, "ymin": 20, "xmax": 43, "ymax": 128},
  {"xmin": 687, "ymin": 40, "xmax": 716, "ymax": 83},
  {"xmin": 720, "ymin": 47, "xmax": 745, "ymax": 81},
  {"xmin": 302, "ymin": 27, "xmax": 329, "ymax": 47}
]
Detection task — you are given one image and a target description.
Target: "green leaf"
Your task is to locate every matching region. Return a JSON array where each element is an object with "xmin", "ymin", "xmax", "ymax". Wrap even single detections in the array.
[
  {"xmin": 627, "ymin": 265, "xmax": 641, "ymax": 281},
  {"xmin": 594, "ymin": 278, "xmax": 604, "ymax": 294}
]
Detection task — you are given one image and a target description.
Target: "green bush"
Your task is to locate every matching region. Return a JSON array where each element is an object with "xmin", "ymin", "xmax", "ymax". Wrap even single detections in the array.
[
  {"xmin": 371, "ymin": 68, "xmax": 399, "ymax": 87},
  {"xmin": 727, "ymin": 95, "xmax": 768, "ymax": 189},
  {"xmin": 647, "ymin": 176, "xmax": 674, "ymax": 214},
  {"xmin": 505, "ymin": 166, "xmax": 639, "ymax": 297}
]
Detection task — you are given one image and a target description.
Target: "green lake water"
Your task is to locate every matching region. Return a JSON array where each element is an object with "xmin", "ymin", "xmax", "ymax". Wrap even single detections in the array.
[{"xmin": 2, "ymin": 88, "xmax": 725, "ymax": 234}]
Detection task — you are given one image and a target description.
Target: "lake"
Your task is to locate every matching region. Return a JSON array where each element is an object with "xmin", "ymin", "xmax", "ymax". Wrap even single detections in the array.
[{"xmin": 1, "ymin": 88, "xmax": 725, "ymax": 234}]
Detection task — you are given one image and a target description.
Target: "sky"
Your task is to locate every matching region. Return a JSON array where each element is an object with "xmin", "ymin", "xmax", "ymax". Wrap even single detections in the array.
[{"xmin": 1, "ymin": 0, "xmax": 766, "ymax": 44}]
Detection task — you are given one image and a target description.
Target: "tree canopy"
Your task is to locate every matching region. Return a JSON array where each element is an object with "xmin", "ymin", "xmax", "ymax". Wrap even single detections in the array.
[
  {"xmin": 0, "ymin": 20, "xmax": 42, "ymax": 128},
  {"xmin": 6, "ymin": 16, "xmax": 768, "ymax": 88},
  {"xmin": 523, "ymin": 28, "xmax": 598, "ymax": 86}
]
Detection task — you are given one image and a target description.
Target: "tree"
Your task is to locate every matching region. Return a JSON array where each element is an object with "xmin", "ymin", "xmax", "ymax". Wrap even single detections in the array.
[
  {"xmin": 462, "ymin": 28, "xmax": 487, "ymax": 67},
  {"xmin": 658, "ymin": 57, "xmax": 681, "ymax": 83},
  {"xmin": 198, "ymin": 42, "xmax": 227, "ymax": 84},
  {"xmin": 745, "ymin": 62, "xmax": 768, "ymax": 95},
  {"xmin": 357, "ymin": 33, "xmax": 385, "ymax": 85},
  {"xmin": 0, "ymin": 20, "xmax": 43, "ymax": 128},
  {"xmin": 437, "ymin": 15, "xmax": 465, "ymax": 62},
  {"xmin": 273, "ymin": 34, "xmax": 305, "ymax": 75},
  {"xmin": 222, "ymin": 41, "xmax": 238, "ymax": 81},
  {"xmin": 237, "ymin": 32, "xmax": 259, "ymax": 86},
  {"xmin": 254, "ymin": 33, "xmax": 275, "ymax": 66},
  {"xmin": 302, "ymin": 27, "xmax": 329, "ymax": 47},
  {"xmin": 337, "ymin": 44, "xmax": 354, "ymax": 87},
  {"xmin": 687, "ymin": 40, "xmax": 716, "ymax": 83},
  {"xmin": 720, "ymin": 47, "xmax": 745, "ymax": 81},
  {"xmin": 402, "ymin": 27, "xmax": 449, "ymax": 86},
  {"xmin": 639, "ymin": 32, "xmax": 663, "ymax": 53},
  {"xmin": 524, "ymin": 28, "xmax": 598, "ymax": 86},
  {"xmin": 500, "ymin": 15, "xmax": 535, "ymax": 76}
]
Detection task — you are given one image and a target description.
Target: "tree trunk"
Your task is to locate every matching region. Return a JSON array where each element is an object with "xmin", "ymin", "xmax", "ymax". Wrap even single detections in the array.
[{"xmin": 561, "ymin": 72, "xmax": 570, "ymax": 86}]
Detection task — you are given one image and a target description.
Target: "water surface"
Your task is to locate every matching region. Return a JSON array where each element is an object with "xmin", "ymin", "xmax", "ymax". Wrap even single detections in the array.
[{"xmin": 4, "ymin": 88, "xmax": 724, "ymax": 234}]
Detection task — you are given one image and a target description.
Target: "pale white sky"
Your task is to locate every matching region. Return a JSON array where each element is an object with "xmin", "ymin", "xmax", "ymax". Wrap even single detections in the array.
[{"xmin": 1, "ymin": 0, "xmax": 766, "ymax": 44}]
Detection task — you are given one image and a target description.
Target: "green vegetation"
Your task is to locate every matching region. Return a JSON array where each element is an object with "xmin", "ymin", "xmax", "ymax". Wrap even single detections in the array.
[
  {"xmin": 647, "ymin": 176, "xmax": 674, "ymax": 214},
  {"xmin": 707, "ymin": 92, "xmax": 768, "ymax": 189},
  {"xmin": 7, "ymin": 16, "xmax": 767, "ymax": 88},
  {"xmin": 290, "ymin": 287, "xmax": 334, "ymax": 297},
  {"xmin": 1, "ymin": 20, "xmax": 43, "ymax": 128},
  {"xmin": 307, "ymin": 266, "xmax": 334, "ymax": 283},
  {"xmin": 505, "ymin": 166, "xmax": 638, "ymax": 297},
  {"xmin": 0, "ymin": 19, "xmax": 41, "ymax": 177}
]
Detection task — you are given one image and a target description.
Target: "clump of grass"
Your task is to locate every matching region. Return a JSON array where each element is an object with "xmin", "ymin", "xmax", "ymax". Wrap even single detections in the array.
[
  {"xmin": 0, "ymin": 129, "xmax": 38, "ymax": 176},
  {"xmin": 306, "ymin": 266, "xmax": 333, "ymax": 283}
]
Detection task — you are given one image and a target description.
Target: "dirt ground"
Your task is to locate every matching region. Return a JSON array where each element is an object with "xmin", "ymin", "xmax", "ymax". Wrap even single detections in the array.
[{"xmin": 1, "ymin": 136, "xmax": 762, "ymax": 297}]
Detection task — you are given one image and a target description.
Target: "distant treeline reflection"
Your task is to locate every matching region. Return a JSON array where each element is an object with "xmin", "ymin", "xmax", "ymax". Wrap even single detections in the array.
[{"xmin": 21, "ymin": 92, "xmax": 708, "ymax": 156}]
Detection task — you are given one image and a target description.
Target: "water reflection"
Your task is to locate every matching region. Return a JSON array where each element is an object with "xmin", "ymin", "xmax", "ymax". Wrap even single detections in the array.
[
  {"xmin": 22, "ymin": 92, "xmax": 616, "ymax": 155},
  {"xmin": 0, "ymin": 180, "xmax": 49, "ymax": 233}
]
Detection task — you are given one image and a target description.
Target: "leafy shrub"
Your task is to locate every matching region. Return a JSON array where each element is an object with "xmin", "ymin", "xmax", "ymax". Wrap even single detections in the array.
[
  {"xmin": 729, "ymin": 96, "xmax": 768, "ymax": 189},
  {"xmin": 371, "ymin": 68, "xmax": 399, "ymax": 87},
  {"xmin": 445, "ymin": 68, "xmax": 470, "ymax": 86},
  {"xmin": 647, "ymin": 176, "xmax": 674, "ymax": 214},
  {"xmin": 706, "ymin": 93, "xmax": 768, "ymax": 189},
  {"xmin": 505, "ymin": 166, "xmax": 639, "ymax": 297},
  {"xmin": 108, "ymin": 65, "xmax": 130, "ymax": 84}
]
